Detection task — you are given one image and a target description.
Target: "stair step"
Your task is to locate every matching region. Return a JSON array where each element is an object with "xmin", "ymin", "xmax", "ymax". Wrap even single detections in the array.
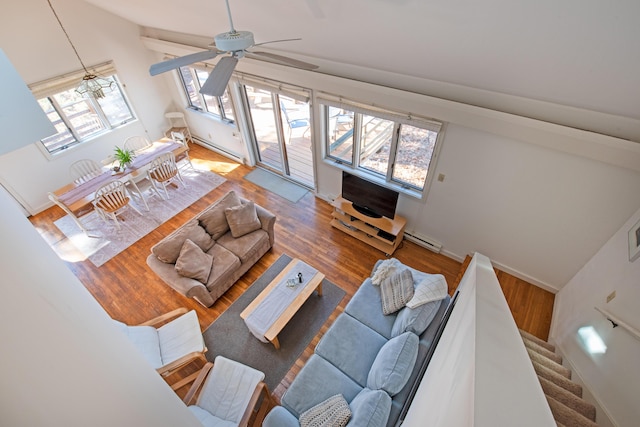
[
  {"xmin": 523, "ymin": 336, "xmax": 563, "ymax": 365},
  {"xmin": 520, "ymin": 328, "xmax": 556, "ymax": 353},
  {"xmin": 546, "ymin": 395, "xmax": 599, "ymax": 427},
  {"xmin": 532, "ymin": 360, "xmax": 582, "ymax": 397},
  {"xmin": 539, "ymin": 376, "xmax": 596, "ymax": 421},
  {"xmin": 527, "ymin": 348, "xmax": 571, "ymax": 379}
]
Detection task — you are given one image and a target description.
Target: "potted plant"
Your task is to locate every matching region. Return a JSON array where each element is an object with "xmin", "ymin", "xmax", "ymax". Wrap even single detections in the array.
[{"xmin": 113, "ymin": 146, "xmax": 135, "ymax": 172}]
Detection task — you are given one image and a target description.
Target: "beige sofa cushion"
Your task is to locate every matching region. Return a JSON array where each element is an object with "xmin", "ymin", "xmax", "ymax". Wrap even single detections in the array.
[
  {"xmin": 198, "ymin": 190, "xmax": 241, "ymax": 239},
  {"xmin": 151, "ymin": 219, "xmax": 215, "ymax": 264},
  {"xmin": 225, "ymin": 201, "xmax": 262, "ymax": 238},
  {"xmin": 175, "ymin": 239, "xmax": 213, "ymax": 283}
]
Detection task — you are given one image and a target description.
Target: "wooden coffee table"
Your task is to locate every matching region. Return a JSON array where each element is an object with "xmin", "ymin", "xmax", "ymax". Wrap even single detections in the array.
[{"xmin": 240, "ymin": 258, "xmax": 324, "ymax": 349}]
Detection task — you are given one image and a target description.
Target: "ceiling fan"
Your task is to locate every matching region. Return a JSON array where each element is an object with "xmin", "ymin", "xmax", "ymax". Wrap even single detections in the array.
[{"xmin": 149, "ymin": 0, "xmax": 318, "ymax": 97}]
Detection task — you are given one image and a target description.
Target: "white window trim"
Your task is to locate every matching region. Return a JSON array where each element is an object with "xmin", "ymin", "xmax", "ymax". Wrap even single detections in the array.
[{"xmin": 318, "ymin": 94, "xmax": 446, "ymax": 200}]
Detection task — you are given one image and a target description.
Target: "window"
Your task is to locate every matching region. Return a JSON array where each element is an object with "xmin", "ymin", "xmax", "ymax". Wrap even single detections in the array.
[
  {"xmin": 322, "ymin": 98, "xmax": 443, "ymax": 193},
  {"xmin": 178, "ymin": 66, "xmax": 234, "ymax": 123},
  {"xmin": 31, "ymin": 65, "xmax": 135, "ymax": 154}
]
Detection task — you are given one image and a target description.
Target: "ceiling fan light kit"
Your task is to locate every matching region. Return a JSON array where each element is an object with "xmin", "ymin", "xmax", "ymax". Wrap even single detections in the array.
[
  {"xmin": 214, "ymin": 30, "xmax": 254, "ymax": 53},
  {"xmin": 149, "ymin": 0, "xmax": 317, "ymax": 97}
]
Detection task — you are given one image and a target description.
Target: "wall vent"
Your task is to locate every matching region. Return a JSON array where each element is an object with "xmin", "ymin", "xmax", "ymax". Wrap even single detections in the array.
[{"xmin": 404, "ymin": 232, "xmax": 442, "ymax": 253}]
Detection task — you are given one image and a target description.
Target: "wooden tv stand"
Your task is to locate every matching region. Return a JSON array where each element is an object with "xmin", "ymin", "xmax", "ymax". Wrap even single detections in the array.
[{"xmin": 330, "ymin": 196, "xmax": 406, "ymax": 256}]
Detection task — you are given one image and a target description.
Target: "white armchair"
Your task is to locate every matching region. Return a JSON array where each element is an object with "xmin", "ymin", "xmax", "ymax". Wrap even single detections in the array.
[
  {"xmin": 183, "ymin": 356, "xmax": 274, "ymax": 427},
  {"xmin": 114, "ymin": 308, "xmax": 207, "ymax": 390}
]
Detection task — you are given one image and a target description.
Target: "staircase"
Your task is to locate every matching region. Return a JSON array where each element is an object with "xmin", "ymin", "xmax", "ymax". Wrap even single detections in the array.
[{"xmin": 519, "ymin": 329, "xmax": 599, "ymax": 427}]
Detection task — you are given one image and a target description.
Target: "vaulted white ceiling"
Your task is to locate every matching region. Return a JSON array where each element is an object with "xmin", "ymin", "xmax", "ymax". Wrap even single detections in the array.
[{"xmin": 83, "ymin": 0, "xmax": 639, "ymax": 125}]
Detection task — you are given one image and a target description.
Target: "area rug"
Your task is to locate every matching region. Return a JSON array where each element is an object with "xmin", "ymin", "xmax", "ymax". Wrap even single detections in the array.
[
  {"xmin": 244, "ymin": 168, "xmax": 308, "ymax": 203},
  {"xmin": 203, "ymin": 254, "xmax": 345, "ymax": 391},
  {"xmin": 52, "ymin": 168, "xmax": 226, "ymax": 267}
]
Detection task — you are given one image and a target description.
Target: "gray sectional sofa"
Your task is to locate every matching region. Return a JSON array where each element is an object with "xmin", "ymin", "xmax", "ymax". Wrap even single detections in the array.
[{"xmin": 263, "ymin": 260, "xmax": 451, "ymax": 427}]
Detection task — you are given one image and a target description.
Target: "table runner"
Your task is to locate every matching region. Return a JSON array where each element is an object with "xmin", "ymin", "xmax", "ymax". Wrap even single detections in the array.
[
  {"xmin": 57, "ymin": 141, "xmax": 180, "ymax": 206},
  {"xmin": 244, "ymin": 260, "xmax": 318, "ymax": 342}
]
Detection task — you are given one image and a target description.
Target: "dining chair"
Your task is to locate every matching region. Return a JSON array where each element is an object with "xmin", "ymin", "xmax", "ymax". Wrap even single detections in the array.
[
  {"xmin": 170, "ymin": 131, "xmax": 195, "ymax": 169},
  {"xmin": 93, "ymin": 180, "xmax": 143, "ymax": 229},
  {"xmin": 147, "ymin": 152, "xmax": 186, "ymax": 200},
  {"xmin": 113, "ymin": 308, "xmax": 208, "ymax": 391},
  {"xmin": 69, "ymin": 159, "xmax": 102, "ymax": 184},
  {"xmin": 48, "ymin": 192, "xmax": 94, "ymax": 236},
  {"xmin": 124, "ymin": 135, "xmax": 152, "ymax": 153},
  {"xmin": 183, "ymin": 357, "xmax": 274, "ymax": 427},
  {"xmin": 164, "ymin": 111, "xmax": 193, "ymax": 143}
]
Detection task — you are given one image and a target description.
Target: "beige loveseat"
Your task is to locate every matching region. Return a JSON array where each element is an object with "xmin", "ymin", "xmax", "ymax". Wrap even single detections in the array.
[{"xmin": 147, "ymin": 190, "xmax": 276, "ymax": 307}]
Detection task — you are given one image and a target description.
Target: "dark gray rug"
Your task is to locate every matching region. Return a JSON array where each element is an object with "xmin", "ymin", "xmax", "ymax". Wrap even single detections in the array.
[{"xmin": 203, "ymin": 254, "xmax": 346, "ymax": 391}]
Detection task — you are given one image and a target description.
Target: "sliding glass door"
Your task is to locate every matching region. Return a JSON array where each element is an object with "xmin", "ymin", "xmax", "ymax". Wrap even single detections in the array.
[{"xmin": 241, "ymin": 83, "xmax": 314, "ymax": 188}]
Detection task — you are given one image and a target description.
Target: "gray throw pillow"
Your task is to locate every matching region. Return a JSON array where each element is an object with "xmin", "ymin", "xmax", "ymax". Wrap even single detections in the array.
[
  {"xmin": 174, "ymin": 239, "xmax": 213, "ymax": 283},
  {"xmin": 367, "ymin": 332, "xmax": 419, "ymax": 396},
  {"xmin": 391, "ymin": 299, "xmax": 441, "ymax": 337},
  {"xmin": 198, "ymin": 190, "xmax": 241, "ymax": 239},
  {"xmin": 224, "ymin": 201, "xmax": 262, "ymax": 238},
  {"xmin": 380, "ymin": 268, "xmax": 414, "ymax": 315},
  {"xmin": 299, "ymin": 394, "xmax": 352, "ymax": 427},
  {"xmin": 151, "ymin": 219, "xmax": 214, "ymax": 264}
]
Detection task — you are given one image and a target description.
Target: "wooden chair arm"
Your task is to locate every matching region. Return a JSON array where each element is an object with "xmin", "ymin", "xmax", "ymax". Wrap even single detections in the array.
[
  {"xmin": 183, "ymin": 362, "xmax": 214, "ymax": 405},
  {"xmin": 138, "ymin": 307, "xmax": 188, "ymax": 327},
  {"xmin": 239, "ymin": 382, "xmax": 272, "ymax": 427},
  {"xmin": 157, "ymin": 351, "xmax": 207, "ymax": 377}
]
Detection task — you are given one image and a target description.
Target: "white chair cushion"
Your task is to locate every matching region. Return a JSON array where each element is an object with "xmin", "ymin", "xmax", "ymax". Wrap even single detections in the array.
[
  {"xmin": 188, "ymin": 405, "xmax": 236, "ymax": 427},
  {"xmin": 114, "ymin": 320, "xmax": 162, "ymax": 369},
  {"xmin": 197, "ymin": 356, "xmax": 265, "ymax": 423},
  {"xmin": 157, "ymin": 310, "xmax": 204, "ymax": 365}
]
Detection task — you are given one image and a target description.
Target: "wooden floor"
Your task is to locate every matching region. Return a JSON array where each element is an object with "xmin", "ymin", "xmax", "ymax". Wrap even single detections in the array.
[{"xmin": 29, "ymin": 143, "xmax": 554, "ymax": 403}]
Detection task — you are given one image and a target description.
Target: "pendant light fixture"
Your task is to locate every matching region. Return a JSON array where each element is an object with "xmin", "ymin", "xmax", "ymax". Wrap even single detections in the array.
[{"xmin": 46, "ymin": 0, "xmax": 113, "ymax": 99}]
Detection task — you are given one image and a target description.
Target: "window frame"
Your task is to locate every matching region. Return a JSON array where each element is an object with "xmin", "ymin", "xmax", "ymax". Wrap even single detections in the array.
[
  {"xmin": 320, "ymin": 98, "xmax": 445, "ymax": 198},
  {"xmin": 177, "ymin": 66, "xmax": 235, "ymax": 124},
  {"xmin": 30, "ymin": 64, "xmax": 136, "ymax": 156}
]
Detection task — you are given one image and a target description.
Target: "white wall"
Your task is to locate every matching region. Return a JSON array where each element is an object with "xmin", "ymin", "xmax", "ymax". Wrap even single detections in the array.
[
  {"xmin": 0, "ymin": 0, "xmax": 174, "ymax": 214},
  {"xmin": 0, "ymin": 186, "xmax": 201, "ymax": 427},
  {"xmin": 550, "ymin": 206, "xmax": 640, "ymax": 427}
]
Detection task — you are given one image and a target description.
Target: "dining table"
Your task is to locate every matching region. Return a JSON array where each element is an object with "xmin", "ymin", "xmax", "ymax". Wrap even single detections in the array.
[{"xmin": 51, "ymin": 139, "xmax": 187, "ymax": 233}]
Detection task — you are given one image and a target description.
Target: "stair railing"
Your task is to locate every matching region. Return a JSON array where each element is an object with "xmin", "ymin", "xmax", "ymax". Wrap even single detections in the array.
[{"xmin": 594, "ymin": 306, "xmax": 640, "ymax": 342}]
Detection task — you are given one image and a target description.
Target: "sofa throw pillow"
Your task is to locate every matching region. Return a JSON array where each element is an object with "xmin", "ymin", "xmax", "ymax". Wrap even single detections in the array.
[
  {"xmin": 175, "ymin": 239, "xmax": 213, "ymax": 283},
  {"xmin": 406, "ymin": 274, "xmax": 448, "ymax": 308},
  {"xmin": 391, "ymin": 299, "xmax": 441, "ymax": 337},
  {"xmin": 198, "ymin": 190, "xmax": 241, "ymax": 239},
  {"xmin": 151, "ymin": 219, "xmax": 215, "ymax": 264},
  {"xmin": 347, "ymin": 388, "xmax": 392, "ymax": 427},
  {"xmin": 367, "ymin": 332, "xmax": 419, "ymax": 396},
  {"xmin": 224, "ymin": 201, "xmax": 262, "ymax": 238},
  {"xmin": 380, "ymin": 268, "xmax": 415, "ymax": 315},
  {"xmin": 299, "ymin": 394, "xmax": 352, "ymax": 427},
  {"xmin": 371, "ymin": 258, "xmax": 402, "ymax": 286}
]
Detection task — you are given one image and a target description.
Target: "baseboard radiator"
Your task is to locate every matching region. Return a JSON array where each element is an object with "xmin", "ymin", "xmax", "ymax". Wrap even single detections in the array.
[
  {"xmin": 404, "ymin": 232, "xmax": 442, "ymax": 253},
  {"xmin": 192, "ymin": 136, "xmax": 245, "ymax": 164}
]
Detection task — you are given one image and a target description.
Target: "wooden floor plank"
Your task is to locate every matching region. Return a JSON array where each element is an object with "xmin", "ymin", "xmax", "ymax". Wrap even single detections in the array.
[{"xmin": 28, "ymin": 142, "xmax": 554, "ymax": 402}]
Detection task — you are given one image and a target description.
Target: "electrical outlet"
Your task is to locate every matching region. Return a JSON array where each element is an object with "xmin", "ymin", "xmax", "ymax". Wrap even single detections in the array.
[
  {"xmin": 437, "ymin": 173, "xmax": 445, "ymax": 182},
  {"xmin": 606, "ymin": 291, "xmax": 616, "ymax": 303}
]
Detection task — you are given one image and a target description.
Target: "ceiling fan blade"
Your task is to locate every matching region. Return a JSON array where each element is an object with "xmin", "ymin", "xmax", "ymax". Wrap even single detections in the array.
[
  {"xmin": 149, "ymin": 50, "xmax": 219, "ymax": 76},
  {"xmin": 246, "ymin": 51, "xmax": 319, "ymax": 70},
  {"xmin": 253, "ymin": 38, "xmax": 302, "ymax": 48},
  {"xmin": 199, "ymin": 56, "xmax": 238, "ymax": 97}
]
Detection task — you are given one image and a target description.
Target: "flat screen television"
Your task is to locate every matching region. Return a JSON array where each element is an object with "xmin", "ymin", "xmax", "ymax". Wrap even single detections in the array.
[{"xmin": 341, "ymin": 171, "xmax": 399, "ymax": 219}]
